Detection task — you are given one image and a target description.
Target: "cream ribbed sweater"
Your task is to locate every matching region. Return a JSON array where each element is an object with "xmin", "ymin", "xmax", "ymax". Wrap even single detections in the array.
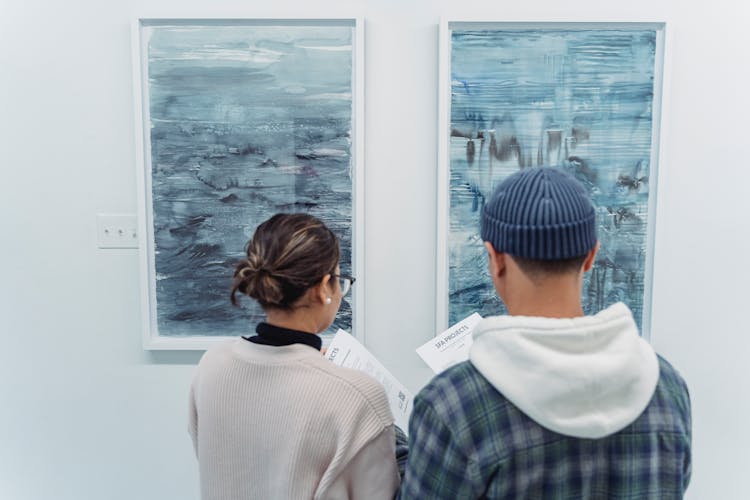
[{"xmin": 189, "ymin": 339, "xmax": 400, "ymax": 500}]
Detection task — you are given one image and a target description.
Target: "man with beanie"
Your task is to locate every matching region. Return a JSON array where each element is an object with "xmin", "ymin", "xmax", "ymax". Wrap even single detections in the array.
[{"xmin": 398, "ymin": 167, "xmax": 691, "ymax": 499}]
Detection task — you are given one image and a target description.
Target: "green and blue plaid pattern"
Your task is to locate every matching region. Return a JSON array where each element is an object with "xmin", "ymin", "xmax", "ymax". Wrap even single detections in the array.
[{"xmin": 398, "ymin": 356, "xmax": 691, "ymax": 499}]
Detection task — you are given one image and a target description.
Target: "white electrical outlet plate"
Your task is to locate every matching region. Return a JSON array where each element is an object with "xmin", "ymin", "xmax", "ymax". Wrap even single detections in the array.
[{"xmin": 96, "ymin": 214, "xmax": 139, "ymax": 249}]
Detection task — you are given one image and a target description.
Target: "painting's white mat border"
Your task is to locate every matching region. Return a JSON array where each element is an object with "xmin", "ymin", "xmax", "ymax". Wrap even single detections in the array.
[
  {"xmin": 436, "ymin": 20, "xmax": 668, "ymax": 340},
  {"xmin": 131, "ymin": 17, "xmax": 366, "ymax": 350}
]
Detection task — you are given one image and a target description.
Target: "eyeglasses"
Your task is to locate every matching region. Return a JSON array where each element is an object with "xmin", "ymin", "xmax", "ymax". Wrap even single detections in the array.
[{"xmin": 331, "ymin": 274, "xmax": 356, "ymax": 296}]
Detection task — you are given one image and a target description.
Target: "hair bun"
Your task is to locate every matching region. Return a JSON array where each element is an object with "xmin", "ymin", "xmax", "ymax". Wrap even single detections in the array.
[
  {"xmin": 231, "ymin": 255, "xmax": 284, "ymax": 306},
  {"xmin": 230, "ymin": 213, "xmax": 340, "ymax": 310}
]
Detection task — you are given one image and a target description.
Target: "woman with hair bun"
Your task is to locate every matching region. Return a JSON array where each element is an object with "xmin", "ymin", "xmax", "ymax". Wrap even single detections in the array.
[{"xmin": 188, "ymin": 213, "xmax": 401, "ymax": 500}]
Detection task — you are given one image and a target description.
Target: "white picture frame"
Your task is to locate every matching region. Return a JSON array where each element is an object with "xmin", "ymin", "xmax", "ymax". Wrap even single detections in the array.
[
  {"xmin": 437, "ymin": 20, "xmax": 667, "ymax": 338},
  {"xmin": 132, "ymin": 17, "xmax": 365, "ymax": 350}
]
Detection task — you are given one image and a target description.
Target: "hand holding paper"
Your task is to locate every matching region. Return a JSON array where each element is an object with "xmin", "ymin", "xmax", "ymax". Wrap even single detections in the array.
[{"xmin": 325, "ymin": 330, "xmax": 413, "ymax": 432}]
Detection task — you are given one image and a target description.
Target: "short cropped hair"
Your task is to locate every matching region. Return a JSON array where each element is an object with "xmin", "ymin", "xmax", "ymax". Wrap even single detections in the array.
[{"xmin": 510, "ymin": 253, "xmax": 588, "ymax": 282}]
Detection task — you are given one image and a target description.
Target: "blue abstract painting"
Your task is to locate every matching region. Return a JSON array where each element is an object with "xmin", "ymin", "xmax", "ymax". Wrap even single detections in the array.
[
  {"xmin": 140, "ymin": 20, "xmax": 356, "ymax": 337},
  {"xmin": 447, "ymin": 24, "xmax": 662, "ymax": 331}
]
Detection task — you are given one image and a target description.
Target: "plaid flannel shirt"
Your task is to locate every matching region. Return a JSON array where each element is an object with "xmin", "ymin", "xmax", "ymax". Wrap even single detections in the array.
[{"xmin": 397, "ymin": 356, "xmax": 691, "ymax": 499}]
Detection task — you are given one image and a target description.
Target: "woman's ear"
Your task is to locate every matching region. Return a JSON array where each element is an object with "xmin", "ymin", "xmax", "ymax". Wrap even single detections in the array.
[{"xmin": 314, "ymin": 273, "xmax": 333, "ymax": 305}]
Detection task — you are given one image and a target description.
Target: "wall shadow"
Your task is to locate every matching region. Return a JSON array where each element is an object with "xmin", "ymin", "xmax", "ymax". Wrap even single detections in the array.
[{"xmin": 147, "ymin": 350, "xmax": 204, "ymax": 365}]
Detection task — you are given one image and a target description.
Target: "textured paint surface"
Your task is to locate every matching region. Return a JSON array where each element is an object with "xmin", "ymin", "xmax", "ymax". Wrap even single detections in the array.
[
  {"xmin": 144, "ymin": 23, "xmax": 354, "ymax": 337},
  {"xmin": 449, "ymin": 27, "xmax": 658, "ymax": 329}
]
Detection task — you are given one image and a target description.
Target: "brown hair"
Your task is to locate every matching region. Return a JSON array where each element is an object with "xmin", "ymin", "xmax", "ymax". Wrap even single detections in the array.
[{"xmin": 230, "ymin": 213, "xmax": 340, "ymax": 309}]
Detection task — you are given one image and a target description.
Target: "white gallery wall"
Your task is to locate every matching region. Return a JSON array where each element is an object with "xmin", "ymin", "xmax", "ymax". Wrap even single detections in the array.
[{"xmin": 1, "ymin": 0, "xmax": 748, "ymax": 498}]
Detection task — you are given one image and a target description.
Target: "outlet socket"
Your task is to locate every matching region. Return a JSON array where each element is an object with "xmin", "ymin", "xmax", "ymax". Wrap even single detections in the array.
[{"xmin": 97, "ymin": 214, "xmax": 139, "ymax": 249}]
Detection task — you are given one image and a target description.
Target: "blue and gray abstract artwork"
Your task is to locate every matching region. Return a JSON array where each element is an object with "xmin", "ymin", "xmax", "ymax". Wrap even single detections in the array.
[
  {"xmin": 144, "ymin": 22, "xmax": 354, "ymax": 336},
  {"xmin": 449, "ymin": 27, "xmax": 660, "ymax": 330}
]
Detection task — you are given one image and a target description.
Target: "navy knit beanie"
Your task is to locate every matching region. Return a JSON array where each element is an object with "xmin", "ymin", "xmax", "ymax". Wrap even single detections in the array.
[{"xmin": 481, "ymin": 167, "xmax": 597, "ymax": 260}]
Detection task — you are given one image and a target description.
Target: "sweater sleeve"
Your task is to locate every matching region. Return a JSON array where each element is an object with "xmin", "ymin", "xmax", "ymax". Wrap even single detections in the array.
[{"xmin": 319, "ymin": 426, "xmax": 400, "ymax": 500}]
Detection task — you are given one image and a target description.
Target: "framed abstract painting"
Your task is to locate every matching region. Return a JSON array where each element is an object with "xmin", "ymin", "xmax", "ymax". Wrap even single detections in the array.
[
  {"xmin": 132, "ymin": 18, "xmax": 364, "ymax": 349},
  {"xmin": 437, "ymin": 21, "xmax": 666, "ymax": 337}
]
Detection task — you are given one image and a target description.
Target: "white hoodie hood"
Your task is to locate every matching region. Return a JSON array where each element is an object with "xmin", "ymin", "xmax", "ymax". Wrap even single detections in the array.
[{"xmin": 469, "ymin": 302, "xmax": 659, "ymax": 439}]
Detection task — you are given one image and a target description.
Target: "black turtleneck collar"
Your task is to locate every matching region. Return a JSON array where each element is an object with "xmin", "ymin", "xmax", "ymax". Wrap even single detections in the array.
[{"xmin": 244, "ymin": 322, "xmax": 322, "ymax": 351}]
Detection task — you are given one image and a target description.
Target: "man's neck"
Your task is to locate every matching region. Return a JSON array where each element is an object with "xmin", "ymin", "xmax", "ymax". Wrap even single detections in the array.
[
  {"xmin": 506, "ymin": 294, "xmax": 584, "ymax": 318},
  {"xmin": 504, "ymin": 276, "xmax": 585, "ymax": 319}
]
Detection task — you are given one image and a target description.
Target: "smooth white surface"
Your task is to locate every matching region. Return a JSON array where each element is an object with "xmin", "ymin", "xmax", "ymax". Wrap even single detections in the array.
[{"xmin": 1, "ymin": 0, "xmax": 748, "ymax": 499}]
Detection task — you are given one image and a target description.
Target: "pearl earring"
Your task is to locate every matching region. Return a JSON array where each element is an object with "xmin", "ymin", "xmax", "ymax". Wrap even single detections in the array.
[{"xmin": 325, "ymin": 297, "xmax": 332, "ymax": 305}]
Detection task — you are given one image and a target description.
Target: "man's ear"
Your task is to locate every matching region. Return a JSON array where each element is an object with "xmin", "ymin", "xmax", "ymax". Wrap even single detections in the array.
[
  {"xmin": 582, "ymin": 241, "xmax": 600, "ymax": 272},
  {"xmin": 484, "ymin": 241, "xmax": 506, "ymax": 279}
]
